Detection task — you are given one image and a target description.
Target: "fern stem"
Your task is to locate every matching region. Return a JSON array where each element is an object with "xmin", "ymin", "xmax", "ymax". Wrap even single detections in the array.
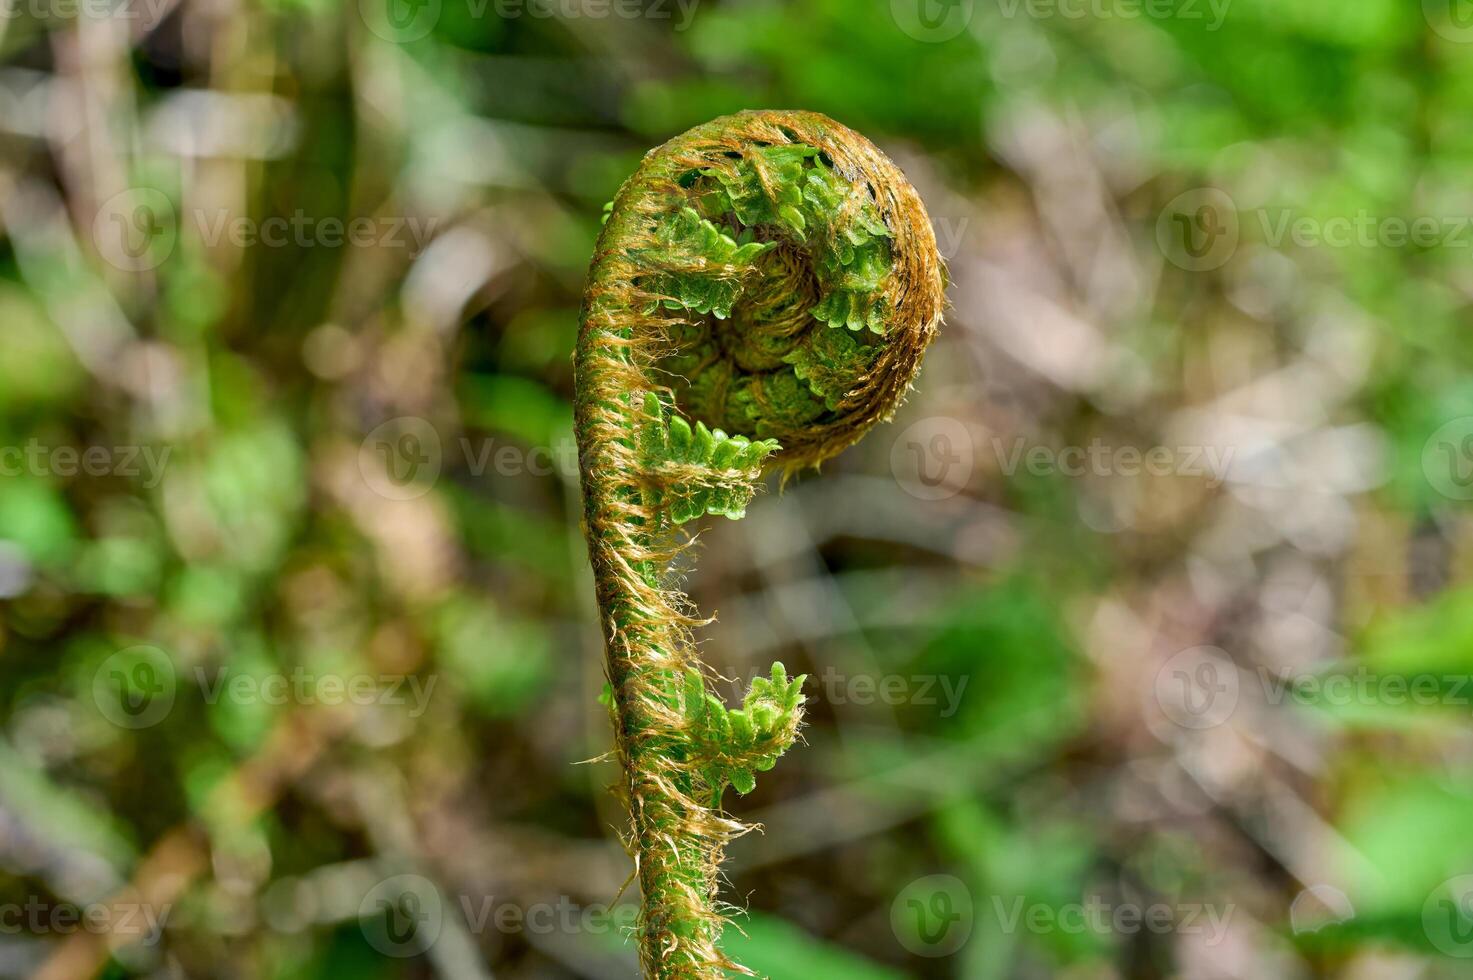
[{"xmin": 574, "ymin": 110, "xmax": 945, "ymax": 979}]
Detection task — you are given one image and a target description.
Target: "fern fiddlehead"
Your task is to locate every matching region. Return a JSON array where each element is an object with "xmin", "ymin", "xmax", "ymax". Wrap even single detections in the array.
[{"xmin": 574, "ymin": 110, "xmax": 945, "ymax": 979}]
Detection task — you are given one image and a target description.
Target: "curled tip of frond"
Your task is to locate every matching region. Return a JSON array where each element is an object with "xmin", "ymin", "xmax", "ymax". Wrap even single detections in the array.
[{"xmin": 588, "ymin": 109, "xmax": 945, "ymax": 478}]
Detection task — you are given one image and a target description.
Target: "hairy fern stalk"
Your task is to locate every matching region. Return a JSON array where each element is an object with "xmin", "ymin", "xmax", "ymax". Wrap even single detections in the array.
[{"xmin": 574, "ymin": 110, "xmax": 945, "ymax": 979}]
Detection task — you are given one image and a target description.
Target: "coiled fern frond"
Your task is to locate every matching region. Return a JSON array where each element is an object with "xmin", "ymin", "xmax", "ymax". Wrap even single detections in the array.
[{"xmin": 574, "ymin": 109, "xmax": 945, "ymax": 979}]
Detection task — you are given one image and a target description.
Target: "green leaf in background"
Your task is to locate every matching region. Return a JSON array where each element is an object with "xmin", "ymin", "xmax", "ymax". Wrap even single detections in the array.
[
  {"xmin": 432, "ymin": 596, "xmax": 551, "ymax": 717},
  {"xmin": 719, "ymin": 912, "xmax": 905, "ymax": 980}
]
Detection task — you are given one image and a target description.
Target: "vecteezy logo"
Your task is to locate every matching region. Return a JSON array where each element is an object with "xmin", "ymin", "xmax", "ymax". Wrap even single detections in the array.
[
  {"xmin": 385, "ymin": 892, "xmax": 427, "ymax": 944},
  {"xmin": 359, "ymin": 874, "xmax": 443, "ymax": 957},
  {"xmin": 92, "ymin": 645, "xmax": 176, "ymax": 729},
  {"xmin": 911, "ymin": 435, "xmax": 962, "ymax": 487},
  {"xmin": 891, "ymin": 874, "xmax": 973, "ymax": 957},
  {"xmin": 1424, "ymin": 875, "xmax": 1473, "ymax": 957},
  {"xmin": 1451, "ymin": 900, "xmax": 1473, "ymax": 946},
  {"xmin": 1176, "ymin": 208, "xmax": 1225, "ymax": 259},
  {"xmin": 890, "ymin": 416, "xmax": 974, "ymax": 501},
  {"xmin": 1152, "ymin": 646, "xmax": 1239, "ymax": 730},
  {"xmin": 1424, "ymin": 0, "xmax": 1473, "ymax": 43},
  {"xmin": 1422, "ymin": 417, "xmax": 1473, "ymax": 501},
  {"xmin": 358, "ymin": 0, "xmax": 441, "ymax": 43},
  {"xmin": 911, "ymin": 890, "xmax": 961, "ymax": 943},
  {"xmin": 1156, "ymin": 188, "xmax": 1239, "ymax": 272},
  {"xmin": 358, "ymin": 416, "xmax": 443, "ymax": 501},
  {"xmin": 92, "ymin": 189, "xmax": 177, "ymax": 272},
  {"xmin": 890, "ymin": 0, "xmax": 974, "ymax": 42}
]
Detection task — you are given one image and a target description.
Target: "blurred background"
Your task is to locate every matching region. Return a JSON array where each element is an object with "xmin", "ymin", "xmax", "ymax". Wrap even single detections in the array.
[{"xmin": 2, "ymin": 0, "xmax": 1473, "ymax": 977}]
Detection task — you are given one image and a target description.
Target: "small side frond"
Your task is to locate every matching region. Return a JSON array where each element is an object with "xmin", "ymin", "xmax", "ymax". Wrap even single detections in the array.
[
  {"xmin": 636, "ymin": 393, "xmax": 780, "ymax": 524},
  {"xmin": 681, "ymin": 662, "xmax": 807, "ymax": 804}
]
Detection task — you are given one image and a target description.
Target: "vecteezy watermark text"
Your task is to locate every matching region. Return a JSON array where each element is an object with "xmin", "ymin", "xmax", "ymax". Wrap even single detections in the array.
[
  {"xmin": 92, "ymin": 646, "xmax": 439, "ymax": 729},
  {"xmin": 0, "ymin": 441, "xmax": 171, "ymax": 488},
  {"xmin": 994, "ymin": 0, "xmax": 1229, "ymax": 30},
  {"xmin": 1152, "ymin": 644, "xmax": 1473, "ymax": 732},
  {"xmin": 356, "ymin": 874, "xmax": 642, "ymax": 958},
  {"xmin": 890, "ymin": 419, "xmax": 1235, "ymax": 501},
  {"xmin": 195, "ymin": 666, "xmax": 438, "ymax": 718},
  {"xmin": 1258, "ymin": 666, "xmax": 1473, "ymax": 713},
  {"xmin": 0, "ymin": 897, "xmax": 170, "ymax": 945},
  {"xmin": 1158, "ymin": 187, "xmax": 1473, "ymax": 272},
  {"xmin": 810, "ymin": 668, "xmax": 969, "ymax": 718},
  {"xmin": 1, "ymin": 0, "xmax": 169, "ymax": 24},
  {"xmin": 1255, "ymin": 209, "xmax": 1473, "ymax": 250},
  {"xmin": 457, "ymin": 894, "xmax": 639, "ymax": 936},
  {"xmin": 359, "ymin": 416, "xmax": 578, "ymax": 500},
  {"xmin": 890, "ymin": 0, "xmax": 1228, "ymax": 44},
  {"xmin": 989, "ymin": 895, "xmax": 1235, "ymax": 944},
  {"xmin": 93, "ymin": 189, "xmax": 441, "ymax": 272},
  {"xmin": 476, "ymin": 0, "xmax": 698, "ymax": 25},
  {"xmin": 991, "ymin": 437, "xmax": 1234, "ymax": 486},
  {"xmin": 358, "ymin": 0, "xmax": 700, "ymax": 44},
  {"xmin": 191, "ymin": 210, "xmax": 440, "ymax": 251}
]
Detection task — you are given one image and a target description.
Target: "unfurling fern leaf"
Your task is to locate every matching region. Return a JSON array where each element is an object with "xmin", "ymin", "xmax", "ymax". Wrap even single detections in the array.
[
  {"xmin": 574, "ymin": 110, "xmax": 945, "ymax": 979},
  {"xmin": 682, "ymin": 662, "xmax": 808, "ymax": 806}
]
